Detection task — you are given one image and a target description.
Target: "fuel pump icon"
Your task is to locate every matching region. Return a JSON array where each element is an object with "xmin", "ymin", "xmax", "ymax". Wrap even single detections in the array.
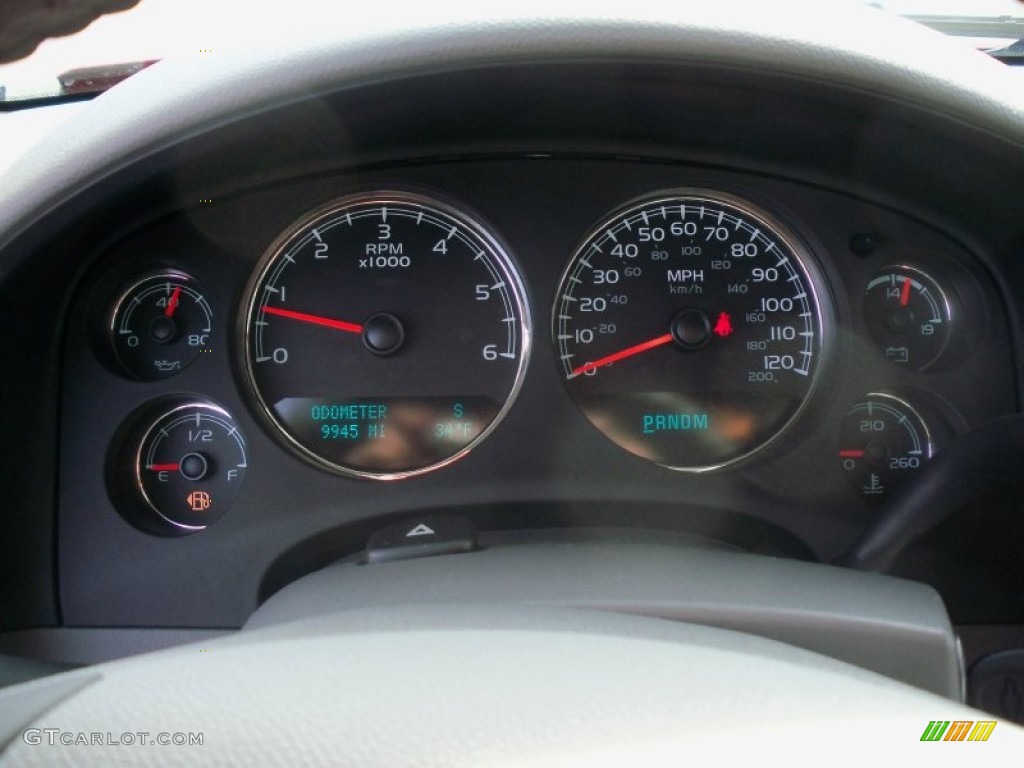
[{"xmin": 187, "ymin": 491, "xmax": 213, "ymax": 512}]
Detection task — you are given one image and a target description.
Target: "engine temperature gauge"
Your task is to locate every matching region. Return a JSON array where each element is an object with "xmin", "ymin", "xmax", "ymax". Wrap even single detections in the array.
[
  {"xmin": 863, "ymin": 266, "xmax": 952, "ymax": 370},
  {"xmin": 838, "ymin": 393, "xmax": 932, "ymax": 502},
  {"xmin": 109, "ymin": 271, "xmax": 213, "ymax": 380}
]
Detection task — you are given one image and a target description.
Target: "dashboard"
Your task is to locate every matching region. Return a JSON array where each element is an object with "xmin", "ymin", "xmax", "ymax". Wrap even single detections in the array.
[
  {"xmin": 3, "ymin": 4, "xmax": 1024, "ymax": 738},
  {"xmin": 57, "ymin": 154, "xmax": 1018, "ymax": 629}
]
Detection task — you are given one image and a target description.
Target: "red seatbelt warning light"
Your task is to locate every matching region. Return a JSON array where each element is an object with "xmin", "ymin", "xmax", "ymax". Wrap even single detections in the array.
[{"xmin": 713, "ymin": 311, "xmax": 734, "ymax": 338}]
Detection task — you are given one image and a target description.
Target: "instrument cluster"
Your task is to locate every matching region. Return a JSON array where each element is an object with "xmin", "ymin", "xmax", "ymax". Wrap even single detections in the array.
[{"xmin": 61, "ymin": 158, "xmax": 1013, "ymax": 542}]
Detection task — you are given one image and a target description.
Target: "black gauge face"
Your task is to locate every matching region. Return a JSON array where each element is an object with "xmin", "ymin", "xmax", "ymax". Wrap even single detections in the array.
[
  {"xmin": 110, "ymin": 271, "xmax": 212, "ymax": 380},
  {"xmin": 553, "ymin": 191, "xmax": 826, "ymax": 470},
  {"xmin": 863, "ymin": 266, "xmax": 952, "ymax": 370},
  {"xmin": 135, "ymin": 401, "xmax": 247, "ymax": 531},
  {"xmin": 242, "ymin": 192, "xmax": 530, "ymax": 479},
  {"xmin": 838, "ymin": 393, "xmax": 932, "ymax": 502},
  {"xmin": 108, "ymin": 398, "xmax": 247, "ymax": 535}
]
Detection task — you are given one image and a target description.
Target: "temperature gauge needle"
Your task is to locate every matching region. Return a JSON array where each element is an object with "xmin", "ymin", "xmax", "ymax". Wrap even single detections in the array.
[
  {"xmin": 262, "ymin": 306, "xmax": 363, "ymax": 334},
  {"xmin": 572, "ymin": 333, "xmax": 674, "ymax": 377}
]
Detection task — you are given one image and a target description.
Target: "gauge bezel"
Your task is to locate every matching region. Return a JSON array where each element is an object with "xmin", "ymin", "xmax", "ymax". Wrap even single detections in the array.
[
  {"xmin": 132, "ymin": 400, "xmax": 246, "ymax": 532},
  {"xmin": 108, "ymin": 269, "xmax": 212, "ymax": 380},
  {"xmin": 551, "ymin": 187, "xmax": 830, "ymax": 472},
  {"xmin": 859, "ymin": 392, "xmax": 934, "ymax": 461},
  {"xmin": 839, "ymin": 392, "xmax": 934, "ymax": 501},
  {"xmin": 239, "ymin": 190, "xmax": 532, "ymax": 481},
  {"xmin": 863, "ymin": 264, "xmax": 954, "ymax": 372}
]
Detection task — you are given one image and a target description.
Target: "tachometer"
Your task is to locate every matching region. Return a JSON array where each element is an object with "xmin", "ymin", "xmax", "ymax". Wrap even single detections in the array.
[
  {"xmin": 242, "ymin": 192, "xmax": 530, "ymax": 479},
  {"xmin": 553, "ymin": 190, "xmax": 826, "ymax": 470}
]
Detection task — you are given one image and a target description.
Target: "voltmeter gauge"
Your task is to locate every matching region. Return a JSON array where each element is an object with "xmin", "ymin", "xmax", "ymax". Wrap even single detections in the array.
[
  {"xmin": 863, "ymin": 266, "xmax": 952, "ymax": 370},
  {"xmin": 838, "ymin": 393, "xmax": 932, "ymax": 502},
  {"xmin": 109, "ymin": 271, "xmax": 213, "ymax": 380},
  {"xmin": 109, "ymin": 399, "xmax": 247, "ymax": 535}
]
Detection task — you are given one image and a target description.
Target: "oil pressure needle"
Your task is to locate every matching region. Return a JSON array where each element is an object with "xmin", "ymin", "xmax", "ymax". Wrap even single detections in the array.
[{"xmin": 164, "ymin": 286, "xmax": 182, "ymax": 317}]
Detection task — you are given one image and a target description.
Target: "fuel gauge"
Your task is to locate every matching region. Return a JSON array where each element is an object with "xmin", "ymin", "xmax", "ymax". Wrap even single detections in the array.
[
  {"xmin": 838, "ymin": 393, "xmax": 933, "ymax": 502},
  {"xmin": 863, "ymin": 266, "xmax": 952, "ymax": 370},
  {"xmin": 109, "ymin": 399, "xmax": 247, "ymax": 534}
]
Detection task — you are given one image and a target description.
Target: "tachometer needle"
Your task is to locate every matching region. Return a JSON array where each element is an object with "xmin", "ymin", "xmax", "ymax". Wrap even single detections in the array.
[
  {"xmin": 262, "ymin": 305, "xmax": 364, "ymax": 334},
  {"xmin": 164, "ymin": 286, "xmax": 182, "ymax": 317},
  {"xmin": 572, "ymin": 333, "xmax": 674, "ymax": 377}
]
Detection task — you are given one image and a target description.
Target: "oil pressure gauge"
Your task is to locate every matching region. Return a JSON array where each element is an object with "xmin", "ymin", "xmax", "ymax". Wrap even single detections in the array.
[
  {"xmin": 863, "ymin": 266, "xmax": 952, "ymax": 370},
  {"xmin": 109, "ymin": 270, "xmax": 213, "ymax": 380}
]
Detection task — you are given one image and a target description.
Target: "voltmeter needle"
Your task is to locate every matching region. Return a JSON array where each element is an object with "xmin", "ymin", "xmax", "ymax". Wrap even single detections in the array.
[{"xmin": 899, "ymin": 278, "xmax": 912, "ymax": 307}]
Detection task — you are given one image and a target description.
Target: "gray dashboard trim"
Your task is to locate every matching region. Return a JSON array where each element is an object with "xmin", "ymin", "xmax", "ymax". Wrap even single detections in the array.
[{"xmin": 247, "ymin": 539, "xmax": 963, "ymax": 698}]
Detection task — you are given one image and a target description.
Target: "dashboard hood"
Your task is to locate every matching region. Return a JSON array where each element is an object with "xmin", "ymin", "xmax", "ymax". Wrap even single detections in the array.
[{"xmin": 3, "ymin": 1, "xmax": 1024, "ymax": 272}]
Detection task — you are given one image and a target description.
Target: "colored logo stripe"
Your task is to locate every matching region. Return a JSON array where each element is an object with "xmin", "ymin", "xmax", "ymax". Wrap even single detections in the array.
[
  {"xmin": 921, "ymin": 721, "xmax": 949, "ymax": 741},
  {"xmin": 920, "ymin": 720, "xmax": 996, "ymax": 742},
  {"xmin": 968, "ymin": 721, "xmax": 997, "ymax": 742},
  {"xmin": 944, "ymin": 721, "xmax": 973, "ymax": 741}
]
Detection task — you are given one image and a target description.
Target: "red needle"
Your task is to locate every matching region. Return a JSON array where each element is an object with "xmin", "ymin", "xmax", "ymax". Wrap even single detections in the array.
[
  {"xmin": 572, "ymin": 333, "xmax": 674, "ymax": 376},
  {"xmin": 164, "ymin": 286, "xmax": 182, "ymax": 317},
  {"xmin": 263, "ymin": 306, "xmax": 364, "ymax": 334},
  {"xmin": 838, "ymin": 450, "xmax": 865, "ymax": 458},
  {"xmin": 149, "ymin": 463, "xmax": 180, "ymax": 471},
  {"xmin": 899, "ymin": 278, "xmax": 912, "ymax": 307}
]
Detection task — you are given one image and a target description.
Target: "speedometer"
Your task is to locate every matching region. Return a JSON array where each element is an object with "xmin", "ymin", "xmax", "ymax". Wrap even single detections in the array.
[
  {"xmin": 242, "ymin": 191, "xmax": 530, "ymax": 479},
  {"xmin": 553, "ymin": 190, "xmax": 826, "ymax": 470}
]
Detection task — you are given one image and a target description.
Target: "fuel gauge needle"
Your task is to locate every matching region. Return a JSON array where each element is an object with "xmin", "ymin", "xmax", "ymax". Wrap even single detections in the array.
[
  {"xmin": 148, "ymin": 463, "xmax": 180, "ymax": 471},
  {"xmin": 572, "ymin": 333, "xmax": 674, "ymax": 377},
  {"xmin": 262, "ymin": 306, "xmax": 363, "ymax": 334}
]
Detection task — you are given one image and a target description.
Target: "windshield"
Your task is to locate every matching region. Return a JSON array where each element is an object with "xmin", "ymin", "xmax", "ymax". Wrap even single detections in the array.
[{"xmin": 2, "ymin": 0, "xmax": 1023, "ymax": 81}]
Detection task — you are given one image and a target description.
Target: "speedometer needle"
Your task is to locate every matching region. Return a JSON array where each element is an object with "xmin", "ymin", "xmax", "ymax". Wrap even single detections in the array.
[
  {"xmin": 572, "ymin": 333, "xmax": 674, "ymax": 376},
  {"xmin": 262, "ymin": 306, "xmax": 364, "ymax": 334}
]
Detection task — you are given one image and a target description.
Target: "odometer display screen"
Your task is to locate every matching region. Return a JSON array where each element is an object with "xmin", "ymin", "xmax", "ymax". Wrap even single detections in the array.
[
  {"xmin": 242, "ymin": 192, "xmax": 530, "ymax": 479},
  {"xmin": 553, "ymin": 191, "xmax": 825, "ymax": 470}
]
